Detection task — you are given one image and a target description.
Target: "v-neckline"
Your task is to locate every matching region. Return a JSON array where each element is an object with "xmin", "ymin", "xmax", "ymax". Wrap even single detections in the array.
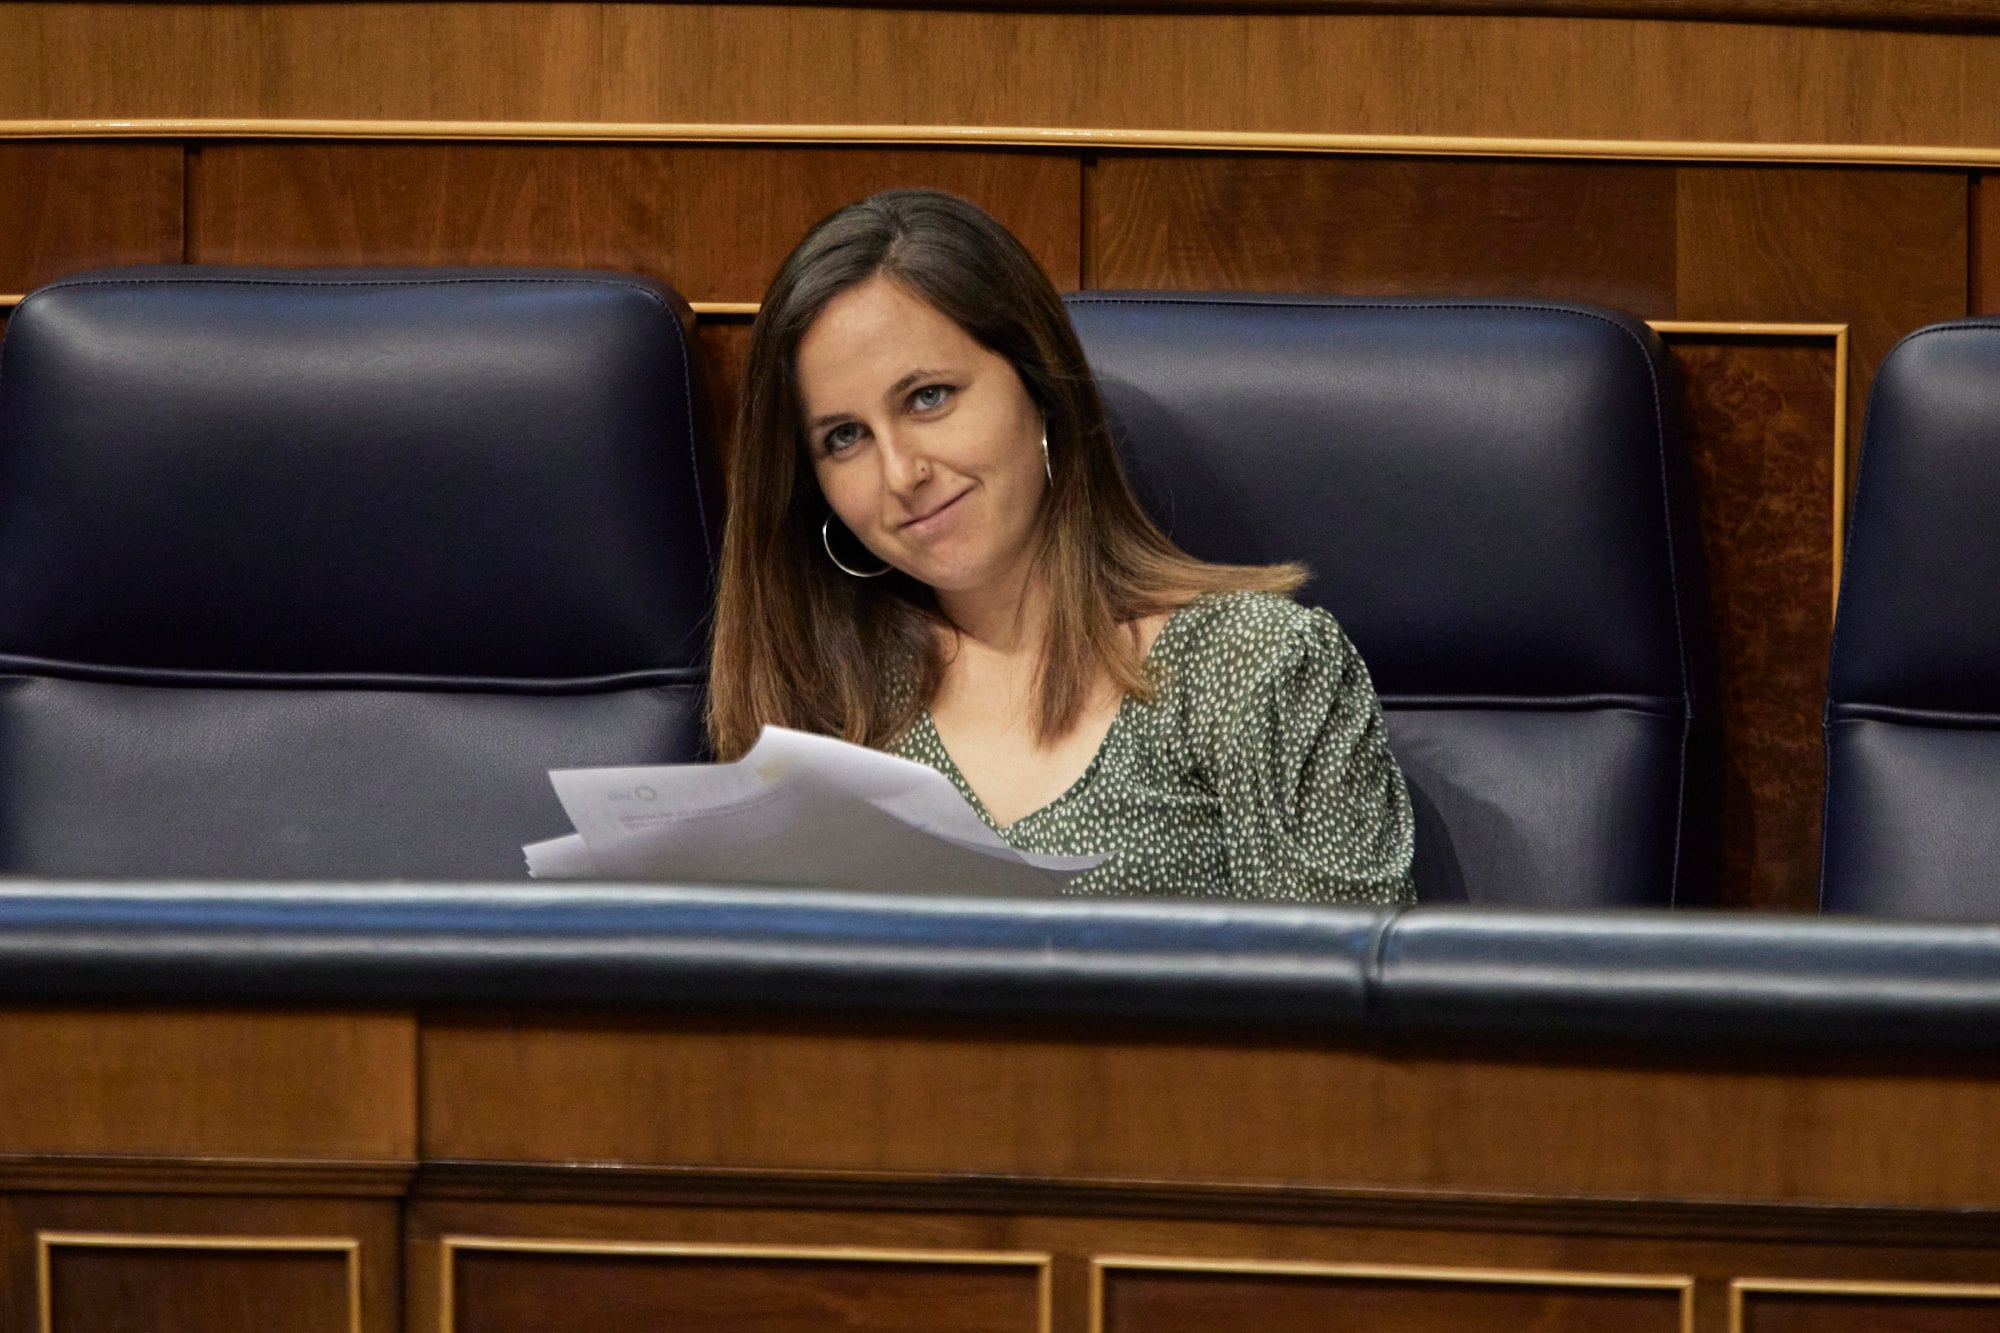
[{"xmin": 920, "ymin": 600, "xmax": 1194, "ymax": 835}]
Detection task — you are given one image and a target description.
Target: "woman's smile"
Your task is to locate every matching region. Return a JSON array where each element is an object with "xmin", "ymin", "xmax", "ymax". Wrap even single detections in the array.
[{"xmin": 898, "ymin": 486, "xmax": 973, "ymax": 538}]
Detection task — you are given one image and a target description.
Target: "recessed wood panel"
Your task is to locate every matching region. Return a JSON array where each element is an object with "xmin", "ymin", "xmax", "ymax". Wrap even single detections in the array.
[
  {"xmin": 190, "ymin": 143, "xmax": 1081, "ymax": 301},
  {"xmin": 0, "ymin": 142, "xmax": 182, "ymax": 292},
  {"xmin": 1087, "ymin": 153, "xmax": 1674, "ymax": 311},
  {"xmin": 1099, "ymin": 1266, "xmax": 1685, "ymax": 1333},
  {"xmin": 4, "ymin": 1196, "xmax": 396, "ymax": 1333},
  {"xmin": 42, "ymin": 1243, "xmax": 354, "ymax": 1333},
  {"xmin": 1739, "ymin": 1287, "xmax": 2000, "ymax": 1332},
  {"xmin": 1668, "ymin": 335, "xmax": 1837, "ymax": 912},
  {"xmin": 446, "ymin": 1246, "xmax": 1043, "ymax": 1333},
  {"xmin": 0, "ymin": 1009, "xmax": 414, "ymax": 1160},
  {"xmin": 420, "ymin": 1018, "xmax": 2000, "ymax": 1210}
]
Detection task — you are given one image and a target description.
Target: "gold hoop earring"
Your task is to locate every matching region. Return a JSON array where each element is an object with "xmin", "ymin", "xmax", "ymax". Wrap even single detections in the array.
[
  {"xmin": 1041, "ymin": 429, "xmax": 1052, "ymax": 482},
  {"xmin": 822, "ymin": 513, "xmax": 890, "ymax": 578}
]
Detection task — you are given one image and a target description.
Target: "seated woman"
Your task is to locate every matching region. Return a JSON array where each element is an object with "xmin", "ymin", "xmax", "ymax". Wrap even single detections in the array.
[{"xmin": 710, "ymin": 189, "xmax": 1414, "ymax": 903}]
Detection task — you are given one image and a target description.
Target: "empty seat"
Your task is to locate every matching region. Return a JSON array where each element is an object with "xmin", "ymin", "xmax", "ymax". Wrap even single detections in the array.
[
  {"xmin": 0, "ymin": 266, "xmax": 718, "ymax": 878},
  {"xmin": 1823, "ymin": 317, "xmax": 2000, "ymax": 920},
  {"xmin": 1067, "ymin": 293, "xmax": 1714, "ymax": 907}
]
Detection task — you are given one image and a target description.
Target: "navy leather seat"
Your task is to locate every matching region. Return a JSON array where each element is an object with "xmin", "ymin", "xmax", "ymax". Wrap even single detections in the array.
[
  {"xmin": 1066, "ymin": 293, "xmax": 1714, "ymax": 907},
  {"xmin": 1823, "ymin": 318, "xmax": 2000, "ymax": 920},
  {"xmin": 0, "ymin": 266, "xmax": 718, "ymax": 879}
]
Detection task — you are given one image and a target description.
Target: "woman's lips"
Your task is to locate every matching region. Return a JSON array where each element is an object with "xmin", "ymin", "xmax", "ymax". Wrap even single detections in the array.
[{"xmin": 900, "ymin": 489, "xmax": 969, "ymax": 536}]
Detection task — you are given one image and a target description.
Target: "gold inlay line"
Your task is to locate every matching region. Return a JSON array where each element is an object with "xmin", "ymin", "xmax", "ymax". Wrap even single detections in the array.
[
  {"xmin": 1091, "ymin": 1255, "xmax": 1695, "ymax": 1333},
  {"xmin": 37, "ymin": 1232, "xmax": 362, "ymax": 1333},
  {"xmin": 1730, "ymin": 1275, "xmax": 2000, "ymax": 1332},
  {"xmin": 438, "ymin": 1236, "xmax": 1052, "ymax": 1333},
  {"xmin": 7, "ymin": 118, "xmax": 2000, "ymax": 168}
]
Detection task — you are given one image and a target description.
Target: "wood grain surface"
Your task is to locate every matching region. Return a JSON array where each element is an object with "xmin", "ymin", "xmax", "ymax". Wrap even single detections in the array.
[
  {"xmin": 0, "ymin": 1010, "xmax": 415, "ymax": 1161},
  {"xmin": 189, "ymin": 142, "xmax": 1081, "ymax": 300},
  {"xmin": 1737, "ymin": 1287, "xmax": 2000, "ymax": 1332},
  {"xmin": 418, "ymin": 1017, "xmax": 2000, "ymax": 1211},
  {"xmin": 11, "ymin": 5, "xmax": 2000, "ymax": 155},
  {"xmin": 446, "ymin": 1248, "xmax": 1043, "ymax": 1333},
  {"xmin": 1098, "ymin": 1266, "xmax": 1685, "ymax": 1333},
  {"xmin": 0, "ymin": 142, "xmax": 181, "ymax": 292},
  {"xmin": 1087, "ymin": 153, "xmax": 1675, "ymax": 310},
  {"xmin": 1, "ymin": 1195, "xmax": 397, "ymax": 1333}
]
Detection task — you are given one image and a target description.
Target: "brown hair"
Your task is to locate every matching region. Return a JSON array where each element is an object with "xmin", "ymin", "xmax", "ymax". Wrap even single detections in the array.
[{"xmin": 708, "ymin": 189, "xmax": 1301, "ymax": 760}]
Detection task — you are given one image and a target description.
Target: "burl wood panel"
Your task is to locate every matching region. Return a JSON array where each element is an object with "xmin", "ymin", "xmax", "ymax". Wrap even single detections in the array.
[
  {"xmin": 1976, "ymin": 174, "xmax": 2000, "ymax": 314},
  {"xmin": 1739, "ymin": 1289, "xmax": 2000, "ymax": 1331},
  {"xmin": 0, "ymin": 142, "xmax": 182, "ymax": 292},
  {"xmin": 15, "ymin": 4, "xmax": 2000, "ymax": 153},
  {"xmin": 1668, "ymin": 336, "xmax": 1837, "ymax": 912},
  {"xmin": 1, "ymin": 1195, "xmax": 397, "ymax": 1333},
  {"xmin": 420, "ymin": 1018, "xmax": 2000, "ymax": 1210},
  {"xmin": 0, "ymin": 1009, "xmax": 415, "ymax": 1160},
  {"xmin": 43, "ymin": 1246, "xmax": 352, "ymax": 1333},
  {"xmin": 447, "ymin": 1248, "xmax": 1042, "ymax": 1333},
  {"xmin": 1087, "ymin": 153, "xmax": 1675, "ymax": 312},
  {"xmin": 189, "ymin": 143, "xmax": 1082, "ymax": 302},
  {"xmin": 1099, "ymin": 1268, "xmax": 1684, "ymax": 1333}
]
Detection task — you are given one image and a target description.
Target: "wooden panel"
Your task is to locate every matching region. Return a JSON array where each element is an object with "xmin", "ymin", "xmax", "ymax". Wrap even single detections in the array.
[
  {"xmin": 1088, "ymin": 153, "xmax": 1675, "ymax": 311},
  {"xmin": 43, "ymin": 1244, "xmax": 353, "ymax": 1333},
  {"xmin": 15, "ymin": 6, "xmax": 2000, "ymax": 155},
  {"xmin": 421, "ymin": 1018, "xmax": 2000, "ymax": 1210},
  {"xmin": 1099, "ymin": 1265, "xmax": 1684, "ymax": 1333},
  {"xmin": 1675, "ymin": 166, "xmax": 1967, "ymax": 490},
  {"xmin": 1739, "ymin": 1286, "xmax": 2000, "ymax": 1331},
  {"xmin": 0, "ymin": 1009, "xmax": 414, "ymax": 1160},
  {"xmin": 0, "ymin": 142, "xmax": 181, "ymax": 292},
  {"xmin": 446, "ymin": 1245, "xmax": 1044, "ymax": 1333},
  {"xmin": 189, "ymin": 143, "xmax": 1082, "ymax": 301},
  {"xmin": 1, "ymin": 1195, "xmax": 395, "ymax": 1333},
  {"xmin": 1668, "ymin": 335, "xmax": 1838, "ymax": 911}
]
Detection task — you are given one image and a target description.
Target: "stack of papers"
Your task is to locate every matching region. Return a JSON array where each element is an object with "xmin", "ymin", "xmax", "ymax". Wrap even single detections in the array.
[{"xmin": 525, "ymin": 726, "xmax": 1101, "ymax": 896}]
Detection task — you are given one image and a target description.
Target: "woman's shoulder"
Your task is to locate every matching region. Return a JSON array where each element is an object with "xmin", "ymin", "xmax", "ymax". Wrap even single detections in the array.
[{"xmin": 1163, "ymin": 588, "xmax": 1345, "ymax": 662}]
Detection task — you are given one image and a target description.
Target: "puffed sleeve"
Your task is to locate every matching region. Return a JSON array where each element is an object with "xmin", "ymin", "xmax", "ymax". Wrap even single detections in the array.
[{"xmin": 1192, "ymin": 595, "xmax": 1415, "ymax": 904}]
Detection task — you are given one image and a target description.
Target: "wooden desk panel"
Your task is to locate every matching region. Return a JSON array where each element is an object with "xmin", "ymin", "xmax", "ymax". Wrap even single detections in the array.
[
  {"xmin": 419, "ymin": 1016, "xmax": 2000, "ymax": 1211},
  {"xmin": 0, "ymin": 1009, "xmax": 415, "ymax": 1162}
]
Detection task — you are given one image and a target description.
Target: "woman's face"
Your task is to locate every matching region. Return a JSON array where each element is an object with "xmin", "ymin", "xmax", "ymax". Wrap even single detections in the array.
[{"xmin": 796, "ymin": 274, "xmax": 1048, "ymax": 606}]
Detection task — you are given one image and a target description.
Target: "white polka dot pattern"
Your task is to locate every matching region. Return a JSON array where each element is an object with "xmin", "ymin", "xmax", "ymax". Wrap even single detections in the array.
[{"xmin": 891, "ymin": 591, "xmax": 1416, "ymax": 903}]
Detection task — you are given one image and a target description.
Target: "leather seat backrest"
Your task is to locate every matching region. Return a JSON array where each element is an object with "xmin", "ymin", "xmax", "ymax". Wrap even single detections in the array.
[
  {"xmin": 1066, "ymin": 293, "xmax": 1713, "ymax": 907},
  {"xmin": 0, "ymin": 266, "xmax": 719, "ymax": 878},
  {"xmin": 1823, "ymin": 318, "xmax": 2000, "ymax": 919}
]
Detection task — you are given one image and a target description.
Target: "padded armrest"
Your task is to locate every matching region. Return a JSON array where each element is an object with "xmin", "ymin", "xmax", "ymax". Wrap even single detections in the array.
[{"xmin": 5, "ymin": 885, "xmax": 1999, "ymax": 1053}]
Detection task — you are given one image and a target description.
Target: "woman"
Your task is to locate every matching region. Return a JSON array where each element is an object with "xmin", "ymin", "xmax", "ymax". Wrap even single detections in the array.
[{"xmin": 711, "ymin": 189, "xmax": 1414, "ymax": 903}]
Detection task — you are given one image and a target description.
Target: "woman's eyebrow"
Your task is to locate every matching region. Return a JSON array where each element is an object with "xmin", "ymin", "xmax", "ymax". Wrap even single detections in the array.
[{"xmin": 807, "ymin": 368, "xmax": 951, "ymax": 430}]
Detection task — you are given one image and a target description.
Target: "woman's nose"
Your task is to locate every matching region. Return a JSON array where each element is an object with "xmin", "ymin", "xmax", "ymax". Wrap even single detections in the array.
[{"xmin": 876, "ymin": 433, "xmax": 931, "ymax": 493}]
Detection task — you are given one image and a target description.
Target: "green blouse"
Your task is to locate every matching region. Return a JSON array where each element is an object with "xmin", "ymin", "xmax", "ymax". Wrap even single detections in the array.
[{"xmin": 889, "ymin": 590, "xmax": 1416, "ymax": 904}]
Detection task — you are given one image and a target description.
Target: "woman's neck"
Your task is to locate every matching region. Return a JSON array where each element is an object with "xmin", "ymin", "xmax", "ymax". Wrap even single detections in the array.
[{"xmin": 937, "ymin": 562, "xmax": 1049, "ymax": 660}]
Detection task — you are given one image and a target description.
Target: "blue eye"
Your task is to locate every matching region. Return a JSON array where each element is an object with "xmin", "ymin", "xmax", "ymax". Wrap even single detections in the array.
[
  {"xmin": 910, "ymin": 384, "xmax": 951, "ymax": 412},
  {"xmin": 822, "ymin": 422, "xmax": 864, "ymax": 455}
]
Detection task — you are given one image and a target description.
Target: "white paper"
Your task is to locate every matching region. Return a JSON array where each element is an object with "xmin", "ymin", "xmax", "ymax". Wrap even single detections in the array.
[{"xmin": 530, "ymin": 726, "xmax": 1100, "ymax": 896}]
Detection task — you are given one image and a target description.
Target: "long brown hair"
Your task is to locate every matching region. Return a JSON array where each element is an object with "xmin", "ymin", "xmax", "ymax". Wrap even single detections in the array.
[{"xmin": 708, "ymin": 189, "xmax": 1301, "ymax": 760}]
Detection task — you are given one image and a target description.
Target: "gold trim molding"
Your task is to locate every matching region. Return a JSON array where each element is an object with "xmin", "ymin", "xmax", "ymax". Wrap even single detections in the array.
[
  {"xmin": 36, "ymin": 1231, "xmax": 362, "ymax": 1333},
  {"xmin": 437, "ymin": 1236, "xmax": 1053, "ymax": 1333},
  {"xmin": 1090, "ymin": 1255, "xmax": 1696, "ymax": 1333},
  {"xmin": 7, "ymin": 119, "xmax": 2000, "ymax": 168},
  {"xmin": 1730, "ymin": 1276, "xmax": 2000, "ymax": 1331}
]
